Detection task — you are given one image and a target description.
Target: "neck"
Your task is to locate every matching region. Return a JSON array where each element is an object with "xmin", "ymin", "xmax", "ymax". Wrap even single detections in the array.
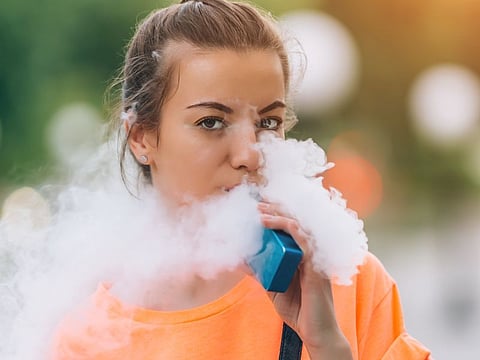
[{"xmin": 142, "ymin": 269, "xmax": 246, "ymax": 311}]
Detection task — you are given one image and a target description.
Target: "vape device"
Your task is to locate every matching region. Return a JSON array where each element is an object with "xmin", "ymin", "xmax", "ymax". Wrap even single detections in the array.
[{"xmin": 247, "ymin": 228, "xmax": 303, "ymax": 292}]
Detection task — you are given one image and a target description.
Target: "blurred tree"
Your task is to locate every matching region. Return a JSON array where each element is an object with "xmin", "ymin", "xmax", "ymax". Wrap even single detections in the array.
[
  {"xmin": 0, "ymin": 0, "xmax": 168, "ymax": 191},
  {"xmin": 1, "ymin": 0, "xmax": 479, "ymax": 226}
]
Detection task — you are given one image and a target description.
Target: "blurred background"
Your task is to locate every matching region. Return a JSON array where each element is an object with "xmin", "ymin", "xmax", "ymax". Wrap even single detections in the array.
[{"xmin": 1, "ymin": 0, "xmax": 479, "ymax": 357}]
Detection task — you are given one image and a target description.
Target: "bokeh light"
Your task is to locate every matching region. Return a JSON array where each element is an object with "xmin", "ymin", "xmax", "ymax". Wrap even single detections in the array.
[
  {"xmin": 280, "ymin": 10, "xmax": 360, "ymax": 115},
  {"xmin": 1, "ymin": 187, "xmax": 51, "ymax": 243},
  {"xmin": 322, "ymin": 132, "xmax": 383, "ymax": 218},
  {"xmin": 46, "ymin": 103, "xmax": 104, "ymax": 168},
  {"xmin": 323, "ymin": 154, "xmax": 383, "ymax": 219},
  {"xmin": 408, "ymin": 64, "xmax": 480, "ymax": 147}
]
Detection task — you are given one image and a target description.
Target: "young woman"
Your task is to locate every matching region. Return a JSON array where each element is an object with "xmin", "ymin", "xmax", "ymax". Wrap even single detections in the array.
[{"xmin": 52, "ymin": 0, "xmax": 431, "ymax": 358}]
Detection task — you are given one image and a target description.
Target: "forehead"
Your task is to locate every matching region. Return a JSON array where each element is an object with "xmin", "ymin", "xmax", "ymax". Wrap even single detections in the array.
[{"xmin": 164, "ymin": 42, "xmax": 286, "ymax": 108}]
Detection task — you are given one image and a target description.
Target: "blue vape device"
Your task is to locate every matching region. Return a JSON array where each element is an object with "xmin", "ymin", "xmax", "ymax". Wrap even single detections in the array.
[{"xmin": 247, "ymin": 228, "xmax": 303, "ymax": 292}]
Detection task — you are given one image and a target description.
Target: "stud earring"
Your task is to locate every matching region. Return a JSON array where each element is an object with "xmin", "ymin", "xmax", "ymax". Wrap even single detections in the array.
[{"xmin": 139, "ymin": 155, "xmax": 148, "ymax": 164}]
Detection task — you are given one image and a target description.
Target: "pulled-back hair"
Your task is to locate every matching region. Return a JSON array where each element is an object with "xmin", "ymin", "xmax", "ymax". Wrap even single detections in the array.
[{"xmin": 117, "ymin": 0, "xmax": 296, "ymax": 184}]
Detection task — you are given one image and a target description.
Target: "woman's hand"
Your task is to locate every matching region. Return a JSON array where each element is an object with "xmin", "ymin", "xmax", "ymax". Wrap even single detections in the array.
[{"xmin": 257, "ymin": 201, "xmax": 352, "ymax": 360}]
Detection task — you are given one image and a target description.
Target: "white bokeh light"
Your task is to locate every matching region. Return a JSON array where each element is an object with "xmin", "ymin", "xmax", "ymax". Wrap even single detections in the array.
[
  {"xmin": 46, "ymin": 102, "xmax": 104, "ymax": 167},
  {"xmin": 281, "ymin": 10, "xmax": 360, "ymax": 115},
  {"xmin": 409, "ymin": 64, "xmax": 480, "ymax": 146},
  {"xmin": 1, "ymin": 187, "xmax": 51, "ymax": 244}
]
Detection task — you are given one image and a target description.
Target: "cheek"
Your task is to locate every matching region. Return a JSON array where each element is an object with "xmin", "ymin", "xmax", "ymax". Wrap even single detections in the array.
[
  {"xmin": 158, "ymin": 137, "xmax": 227, "ymax": 177},
  {"xmin": 165, "ymin": 144, "xmax": 228, "ymax": 198},
  {"xmin": 194, "ymin": 144, "xmax": 223, "ymax": 163}
]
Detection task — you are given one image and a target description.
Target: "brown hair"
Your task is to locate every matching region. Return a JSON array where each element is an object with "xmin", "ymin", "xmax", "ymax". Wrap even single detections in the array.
[{"xmin": 117, "ymin": 0, "xmax": 297, "ymax": 185}]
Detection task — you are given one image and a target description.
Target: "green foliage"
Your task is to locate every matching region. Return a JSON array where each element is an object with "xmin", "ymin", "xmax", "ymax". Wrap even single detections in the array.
[{"xmin": 0, "ymin": 0, "xmax": 168, "ymax": 185}]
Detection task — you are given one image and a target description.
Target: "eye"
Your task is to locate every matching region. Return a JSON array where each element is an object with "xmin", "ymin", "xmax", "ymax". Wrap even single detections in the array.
[
  {"xmin": 197, "ymin": 117, "xmax": 226, "ymax": 130},
  {"xmin": 259, "ymin": 117, "xmax": 281, "ymax": 130}
]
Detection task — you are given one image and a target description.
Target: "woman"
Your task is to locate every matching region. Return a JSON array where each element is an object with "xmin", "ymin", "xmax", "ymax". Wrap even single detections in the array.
[{"xmin": 52, "ymin": 0, "xmax": 431, "ymax": 358}]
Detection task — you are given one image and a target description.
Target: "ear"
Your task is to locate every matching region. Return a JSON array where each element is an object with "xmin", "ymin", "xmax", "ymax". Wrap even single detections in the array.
[{"xmin": 126, "ymin": 122, "xmax": 156, "ymax": 164}]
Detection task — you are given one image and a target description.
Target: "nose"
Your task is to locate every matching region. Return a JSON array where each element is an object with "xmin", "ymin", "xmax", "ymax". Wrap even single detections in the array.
[{"xmin": 229, "ymin": 126, "xmax": 261, "ymax": 172}]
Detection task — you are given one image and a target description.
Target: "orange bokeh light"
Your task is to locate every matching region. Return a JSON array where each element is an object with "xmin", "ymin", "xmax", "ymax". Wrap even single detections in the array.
[{"xmin": 323, "ymin": 153, "xmax": 383, "ymax": 218}]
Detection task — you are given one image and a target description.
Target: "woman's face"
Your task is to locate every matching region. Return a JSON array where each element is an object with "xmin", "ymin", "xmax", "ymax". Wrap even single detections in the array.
[{"xmin": 130, "ymin": 45, "xmax": 286, "ymax": 204}]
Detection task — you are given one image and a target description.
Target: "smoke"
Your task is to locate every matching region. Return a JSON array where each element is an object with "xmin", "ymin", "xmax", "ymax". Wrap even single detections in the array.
[
  {"xmin": 0, "ymin": 135, "xmax": 367, "ymax": 359},
  {"xmin": 257, "ymin": 134, "xmax": 368, "ymax": 284}
]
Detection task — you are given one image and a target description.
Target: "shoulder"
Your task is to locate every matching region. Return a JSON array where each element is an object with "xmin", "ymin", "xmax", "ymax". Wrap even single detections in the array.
[
  {"xmin": 333, "ymin": 252, "xmax": 403, "ymax": 357},
  {"xmin": 49, "ymin": 283, "xmax": 127, "ymax": 359},
  {"xmin": 332, "ymin": 251, "xmax": 397, "ymax": 319},
  {"xmin": 354, "ymin": 252, "xmax": 396, "ymax": 307},
  {"xmin": 329, "ymin": 254, "xmax": 433, "ymax": 358},
  {"xmin": 356, "ymin": 251, "xmax": 395, "ymax": 299}
]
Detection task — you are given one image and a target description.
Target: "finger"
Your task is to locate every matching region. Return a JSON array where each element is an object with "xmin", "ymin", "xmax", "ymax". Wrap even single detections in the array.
[
  {"xmin": 260, "ymin": 214, "xmax": 313, "ymax": 259},
  {"xmin": 257, "ymin": 201, "xmax": 287, "ymax": 217},
  {"xmin": 257, "ymin": 202, "xmax": 278, "ymax": 217}
]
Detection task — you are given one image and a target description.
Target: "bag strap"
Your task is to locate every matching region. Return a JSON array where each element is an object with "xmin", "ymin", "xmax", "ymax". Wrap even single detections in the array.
[{"xmin": 278, "ymin": 323, "xmax": 303, "ymax": 360}]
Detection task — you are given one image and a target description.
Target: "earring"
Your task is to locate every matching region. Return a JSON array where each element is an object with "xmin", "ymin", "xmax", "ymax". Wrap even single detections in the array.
[{"xmin": 139, "ymin": 155, "xmax": 148, "ymax": 164}]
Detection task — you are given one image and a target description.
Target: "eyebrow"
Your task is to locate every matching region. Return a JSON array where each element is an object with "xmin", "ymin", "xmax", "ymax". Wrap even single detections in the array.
[
  {"xmin": 185, "ymin": 100, "xmax": 286, "ymax": 115},
  {"xmin": 186, "ymin": 102, "xmax": 233, "ymax": 114},
  {"xmin": 258, "ymin": 100, "xmax": 286, "ymax": 114}
]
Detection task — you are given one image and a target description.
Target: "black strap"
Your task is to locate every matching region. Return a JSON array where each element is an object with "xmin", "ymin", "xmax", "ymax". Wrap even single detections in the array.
[{"xmin": 278, "ymin": 323, "xmax": 303, "ymax": 360}]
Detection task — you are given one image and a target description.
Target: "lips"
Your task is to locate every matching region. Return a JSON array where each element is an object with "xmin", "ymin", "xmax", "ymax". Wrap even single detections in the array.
[
  {"xmin": 221, "ymin": 173, "xmax": 265, "ymax": 193},
  {"xmin": 223, "ymin": 175, "xmax": 265, "ymax": 192},
  {"xmin": 223, "ymin": 184, "xmax": 240, "ymax": 192}
]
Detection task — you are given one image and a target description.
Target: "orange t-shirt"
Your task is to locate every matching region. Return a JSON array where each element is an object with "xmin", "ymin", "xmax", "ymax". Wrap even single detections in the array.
[{"xmin": 51, "ymin": 253, "xmax": 431, "ymax": 359}]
